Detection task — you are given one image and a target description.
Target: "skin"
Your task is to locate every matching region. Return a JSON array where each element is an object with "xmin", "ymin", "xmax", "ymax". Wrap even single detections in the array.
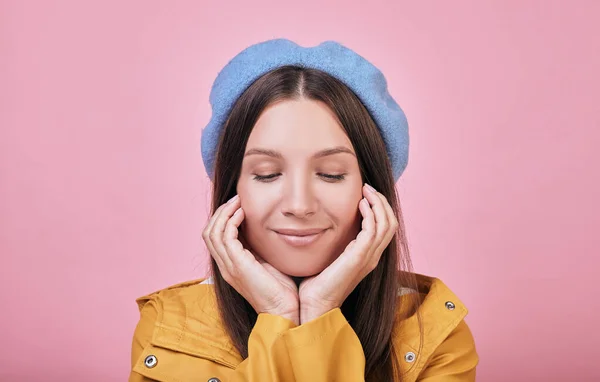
[
  {"xmin": 202, "ymin": 99, "xmax": 399, "ymax": 325},
  {"xmin": 238, "ymin": 99, "xmax": 364, "ymax": 277}
]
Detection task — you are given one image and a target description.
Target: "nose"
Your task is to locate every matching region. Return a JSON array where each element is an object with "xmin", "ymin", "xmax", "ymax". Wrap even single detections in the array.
[{"xmin": 280, "ymin": 174, "xmax": 317, "ymax": 219}]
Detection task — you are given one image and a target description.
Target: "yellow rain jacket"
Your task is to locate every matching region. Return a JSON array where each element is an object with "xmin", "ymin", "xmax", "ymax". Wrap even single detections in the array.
[{"xmin": 129, "ymin": 273, "xmax": 478, "ymax": 381}]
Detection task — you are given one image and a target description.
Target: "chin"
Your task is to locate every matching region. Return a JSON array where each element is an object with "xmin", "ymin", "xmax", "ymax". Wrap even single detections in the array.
[
  {"xmin": 279, "ymin": 266, "xmax": 321, "ymax": 278},
  {"xmin": 267, "ymin": 256, "xmax": 331, "ymax": 278},
  {"xmin": 243, "ymin": 229, "xmax": 342, "ymax": 278}
]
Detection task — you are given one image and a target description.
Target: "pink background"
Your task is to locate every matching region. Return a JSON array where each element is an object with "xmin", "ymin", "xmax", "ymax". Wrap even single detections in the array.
[{"xmin": 1, "ymin": 1, "xmax": 599, "ymax": 381}]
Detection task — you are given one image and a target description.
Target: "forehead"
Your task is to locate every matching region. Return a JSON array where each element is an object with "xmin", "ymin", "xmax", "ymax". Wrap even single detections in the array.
[{"xmin": 246, "ymin": 99, "xmax": 353, "ymax": 154}]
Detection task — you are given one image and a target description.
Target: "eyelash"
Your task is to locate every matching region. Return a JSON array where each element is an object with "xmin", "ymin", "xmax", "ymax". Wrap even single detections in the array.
[{"xmin": 253, "ymin": 173, "xmax": 346, "ymax": 183}]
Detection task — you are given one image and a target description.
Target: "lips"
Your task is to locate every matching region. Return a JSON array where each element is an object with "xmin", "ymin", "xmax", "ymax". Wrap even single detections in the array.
[
  {"xmin": 273, "ymin": 228, "xmax": 327, "ymax": 236},
  {"xmin": 273, "ymin": 228, "xmax": 328, "ymax": 247}
]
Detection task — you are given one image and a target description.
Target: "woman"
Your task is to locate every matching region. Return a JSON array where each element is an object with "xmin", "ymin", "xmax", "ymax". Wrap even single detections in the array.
[{"xmin": 129, "ymin": 39, "xmax": 478, "ymax": 382}]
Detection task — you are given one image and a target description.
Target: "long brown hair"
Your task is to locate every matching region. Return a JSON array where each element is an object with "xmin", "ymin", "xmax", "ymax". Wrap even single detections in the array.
[{"xmin": 208, "ymin": 65, "xmax": 422, "ymax": 381}]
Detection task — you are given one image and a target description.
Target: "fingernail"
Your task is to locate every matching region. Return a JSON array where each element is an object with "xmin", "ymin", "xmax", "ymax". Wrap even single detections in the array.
[
  {"xmin": 227, "ymin": 195, "xmax": 239, "ymax": 203},
  {"xmin": 365, "ymin": 183, "xmax": 376, "ymax": 193}
]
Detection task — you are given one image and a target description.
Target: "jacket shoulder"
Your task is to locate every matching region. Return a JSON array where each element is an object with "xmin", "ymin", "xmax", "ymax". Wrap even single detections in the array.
[
  {"xmin": 417, "ymin": 317, "xmax": 479, "ymax": 380},
  {"xmin": 395, "ymin": 272, "xmax": 479, "ymax": 380},
  {"xmin": 130, "ymin": 277, "xmax": 242, "ymax": 381},
  {"xmin": 134, "ymin": 277, "xmax": 208, "ymax": 311}
]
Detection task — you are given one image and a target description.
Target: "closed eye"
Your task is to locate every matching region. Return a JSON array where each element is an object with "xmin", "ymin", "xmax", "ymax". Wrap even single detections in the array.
[
  {"xmin": 253, "ymin": 173, "xmax": 280, "ymax": 182},
  {"xmin": 252, "ymin": 173, "xmax": 346, "ymax": 182},
  {"xmin": 320, "ymin": 173, "xmax": 346, "ymax": 181}
]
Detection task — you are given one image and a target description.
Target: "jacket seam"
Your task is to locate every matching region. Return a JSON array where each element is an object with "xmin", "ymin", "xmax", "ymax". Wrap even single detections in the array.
[{"xmin": 152, "ymin": 334, "xmax": 239, "ymax": 367}]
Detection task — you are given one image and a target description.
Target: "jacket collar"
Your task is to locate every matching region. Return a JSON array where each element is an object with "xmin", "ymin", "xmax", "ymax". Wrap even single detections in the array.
[{"xmin": 137, "ymin": 273, "xmax": 468, "ymax": 371}]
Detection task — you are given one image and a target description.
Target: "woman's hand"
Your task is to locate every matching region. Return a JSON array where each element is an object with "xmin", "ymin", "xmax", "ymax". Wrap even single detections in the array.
[
  {"xmin": 298, "ymin": 184, "xmax": 398, "ymax": 324},
  {"xmin": 202, "ymin": 194, "xmax": 300, "ymax": 325}
]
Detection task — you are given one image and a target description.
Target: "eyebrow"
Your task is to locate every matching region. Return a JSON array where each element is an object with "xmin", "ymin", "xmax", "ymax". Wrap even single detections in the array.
[{"xmin": 244, "ymin": 146, "xmax": 356, "ymax": 159}]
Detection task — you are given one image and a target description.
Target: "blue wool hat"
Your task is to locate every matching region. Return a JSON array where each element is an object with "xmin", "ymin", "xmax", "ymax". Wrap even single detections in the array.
[{"xmin": 201, "ymin": 38, "xmax": 409, "ymax": 181}]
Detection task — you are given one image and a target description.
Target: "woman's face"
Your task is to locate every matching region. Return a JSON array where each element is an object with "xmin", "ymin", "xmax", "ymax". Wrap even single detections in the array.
[{"xmin": 237, "ymin": 98, "xmax": 364, "ymax": 277}]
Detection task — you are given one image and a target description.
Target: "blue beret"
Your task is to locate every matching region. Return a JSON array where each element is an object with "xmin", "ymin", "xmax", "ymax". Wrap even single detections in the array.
[{"xmin": 201, "ymin": 38, "xmax": 409, "ymax": 181}]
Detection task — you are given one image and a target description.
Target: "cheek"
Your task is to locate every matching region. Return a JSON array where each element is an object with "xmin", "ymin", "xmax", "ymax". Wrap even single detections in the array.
[
  {"xmin": 322, "ymin": 188, "xmax": 362, "ymax": 227},
  {"xmin": 237, "ymin": 180, "xmax": 274, "ymax": 235},
  {"xmin": 239, "ymin": 199, "xmax": 263, "ymax": 233}
]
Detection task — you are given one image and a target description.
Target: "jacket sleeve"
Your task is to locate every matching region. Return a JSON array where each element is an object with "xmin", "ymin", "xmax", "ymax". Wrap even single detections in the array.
[
  {"xmin": 417, "ymin": 319, "xmax": 479, "ymax": 381},
  {"xmin": 232, "ymin": 307, "xmax": 366, "ymax": 381},
  {"xmin": 129, "ymin": 298, "xmax": 366, "ymax": 381}
]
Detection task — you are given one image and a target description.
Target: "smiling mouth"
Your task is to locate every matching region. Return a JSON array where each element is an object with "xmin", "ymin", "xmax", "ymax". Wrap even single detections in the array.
[{"xmin": 273, "ymin": 229, "xmax": 328, "ymax": 247}]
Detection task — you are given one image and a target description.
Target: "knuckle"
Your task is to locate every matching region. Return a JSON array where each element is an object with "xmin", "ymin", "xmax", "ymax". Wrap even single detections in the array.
[
  {"xmin": 379, "ymin": 220, "xmax": 389, "ymax": 232},
  {"xmin": 223, "ymin": 237, "xmax": 234, "ymax": 252},
  {"xmin": 349, "ymin": 254, "xmax": 364, "ymax": 269},
  {"xmin": 368, "ymin": 260, "xmax": 379, "ymax": 272},
  {"xmin": 356, "ymin": 231, "xmax": 368, "ymax": 243},
  {"xmin": 365, "ymin": 228, "xmax": 376, "ymax": 239},
  {"xmin": 228, "ymin": 266, "xmax": 240, "ymax": 279}
]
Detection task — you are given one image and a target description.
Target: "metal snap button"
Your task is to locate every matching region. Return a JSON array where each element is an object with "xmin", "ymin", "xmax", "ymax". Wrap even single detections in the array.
[
  {"xmin": 445, "ymin": 301, "xmax": 456, "ymax": 310},
  {"xmin": 208, "ymin": 378, "xmax": 221, "ymax": 382},
  {"xmin": 404, "ymin": 351, "xmax": 416, "ymax": 363},
  {"xmin": 144, "ymin": 355, "xmax": 158, "ymax": 368}
]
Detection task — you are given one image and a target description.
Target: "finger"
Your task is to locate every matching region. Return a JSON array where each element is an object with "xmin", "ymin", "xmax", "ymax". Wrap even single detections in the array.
[
  {"xmin": 223, "ymin": 207, "xmax": 248, "ymax": 267},
  {"xmin": 316, "ymin": 200, "xmax": 375, "ymax": 289},
  {"xmin": 211, "ymin": 246, "xmax": 229, "ymax": 281},
  {"xmin": 223, "ymin": 206, "xmax": 243, "ymax": 242},
  {"xmin": 325, "ymin": 198, "xmax": 372, "ymax": 271},
  {"xmin": 353, "ymin": 197, "xmax": 376, "ymax": 261},
  {"xmin": 210, "ymin": 196, "xmax": 240, "ymax": 259},
  {"xmin": 203, "ymin": 225, "xmax": 220, "ymax": 269},
  {"xmin": 222, "ymin": 208, "xmax": 266, "ymax": 283},
  {"xmin": 203, "ymin": 195, "xmax": 237, "ymax": 254},
  {"xmin": 344, "ymin": 239, "xmax": 357, "ymax": 253},
  {"xmin": 206, "ymin": 195, "xmax": 239, "ymax": 235},
  {"xmin": 354, "ymin": 197, "xmax": 387, "ymax": 277},
  {"xmin": 376, "ymin": 191, "xmax": 398, "ymax": 233},
  {"xmin": 235, "ymin": 225, "xmax": 265, "ymax": 264},
  {"xmin": 205, "ymin": 196, "xmax": 240, "ymax": 272},
  {"xmin": 373, "ymin": 191, "xmax": 399, "ymax": 255},
  {"xmin": 205, "ymin": 218, "xmax": 229, "ymax": 281},
  {"xmin": 363, "ymin": 185, "xmax": 389, "ymax": 247},
  {"xmin": 238, "ymin": 231, "xmax": 256, "ymax": 254}
]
